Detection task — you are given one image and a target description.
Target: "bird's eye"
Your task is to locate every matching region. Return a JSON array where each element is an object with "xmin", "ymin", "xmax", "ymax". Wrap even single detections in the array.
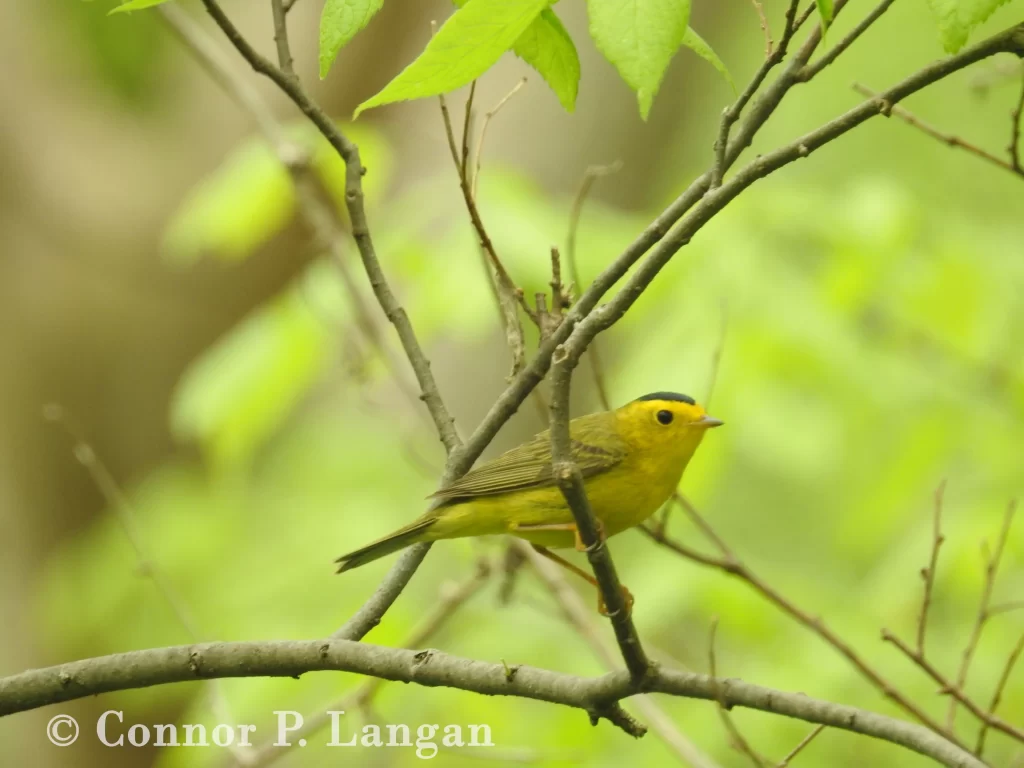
[{"xmin": 656, "ymin": 410, "xmax": 673, "ymax": 425}]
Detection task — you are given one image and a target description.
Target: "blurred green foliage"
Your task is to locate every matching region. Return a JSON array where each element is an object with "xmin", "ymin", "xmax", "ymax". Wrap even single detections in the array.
[{"xmin": 32, "ymin": 1, "xmax": 1024, "ymax": 767}]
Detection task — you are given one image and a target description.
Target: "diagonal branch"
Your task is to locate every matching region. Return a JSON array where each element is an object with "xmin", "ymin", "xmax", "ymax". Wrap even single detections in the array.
[
  {"xmin": 882, "ymin": 630, "xmax": 1024, "ymax": 745},
  {"xmin": 640, "ymin": 504, "xmax": 963, "ymax": 748},
  {"xmin": 799, "ymin": 0, "xmax": 899, "ymax": 81},
  {"xmin": 853, "ymin": 82, "xmax": 1024, "ymax": 179}
]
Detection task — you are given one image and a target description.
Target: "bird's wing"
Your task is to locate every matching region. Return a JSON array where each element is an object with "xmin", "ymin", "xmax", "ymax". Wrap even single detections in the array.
[{"xmin": 429, "ymin": 412, "xmax": 626, "ymax": 504}]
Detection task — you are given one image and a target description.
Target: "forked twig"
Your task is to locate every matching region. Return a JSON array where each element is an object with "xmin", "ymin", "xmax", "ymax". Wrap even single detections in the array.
[
  {"xmin": 947, "ymin": 500, "xmax": 1018, "ymax": 729},
  {"xmin": 976, "ymin": 631, "xmax": 1024, "ymax": 755}
]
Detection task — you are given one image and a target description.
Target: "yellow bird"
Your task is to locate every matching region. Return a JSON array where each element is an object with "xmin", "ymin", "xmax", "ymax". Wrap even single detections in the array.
[{"xmin": 336, "ymin": 392, "xmax": 723, "ymax": 611}]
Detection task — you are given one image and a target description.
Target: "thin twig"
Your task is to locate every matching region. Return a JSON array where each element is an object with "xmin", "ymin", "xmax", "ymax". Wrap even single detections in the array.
[
  {"xmin": 565, "ymin": 162, "xmax": 622, "ymax": 412},
  {"xmin": 711, "ymin": 0, "xmax": 802, "ymax": 188},
  {"xmin": 160, "ymin": 2, "xmax": 433, "ymax": 446},
  {"xmin": 461, "ymin": 80, "xmax": 477, "ymax": 178},
  {"xmin": 709, "ymin": 618, "xmax": 768, "ymax": 767},
  {"xmin": 198, "ymin": 0, "xmax": 461, "ymax": 456},
  {"xmin": 750, "ymin": 0, "xmax": 773, "ymax": 58},
  {"xmin": 282, "ymin": 0, "xmax": 300, "ymax": 12},
  {"xmin": 882, "ymin": 630, "xmax": 1024, "ymax": 744},
  {"xmin": 249, "ymin": 561, "xmax": 492, "ymax": 767},
  {"xmin": 854, "ymin": 83, "xmax": 1024, "ymax": 178},
  {"xmin": 548, "ymin": 353, "xmax": 650, "ymax": 681},
  {"xmin": 917, "ymin": 480, "xmax": 946, "ymax": 656},
  {"xmin": 439, "ymin": 90, "xmax": 531, "ymax": 376},
  {"xmin": 776, "ymin": 724, "xmax": 826, "ymax": 766},
  {"xmin": 269, "ymin": 0, "xmax": 295, "ymax": 79},
  {"xmin": 947, "ymin": 500, "xmax": 1017, "ymax": 730},
  {"xmin": 799, "ymin": 0, "xmax": 898, "ymax": 81},
  {"xmin": 976, "ymin": 631, "xmax": 1024, "ymax": 756},
  {"xmin": 472, "ymin": 77, "xmax": 527, "ymax": 200},
  {"xmin": 43, "ymin": 406, "xmax": 246, "ymax": 764},
  {"xmin": 519, "ymin": 542, "xmax": 723, "ymax": 768},
  {"xmin": 1010, "ymin": 70, "xmax": 1024, "ymax": 170},
  {"xmin": 640, "ymin": 494, "xmax": 966, "ymax": 748}
]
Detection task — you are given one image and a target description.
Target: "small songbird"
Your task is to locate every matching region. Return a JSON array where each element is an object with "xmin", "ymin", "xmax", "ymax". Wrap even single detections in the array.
[{"xmin": 336, "ymin": 392, "xmax": 723, "ymax": 612}]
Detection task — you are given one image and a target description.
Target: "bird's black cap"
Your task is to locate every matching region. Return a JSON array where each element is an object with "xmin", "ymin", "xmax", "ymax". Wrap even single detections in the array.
[{"xmin": 634, "ymin": 391, "xmax": 696, "ymax": 405}]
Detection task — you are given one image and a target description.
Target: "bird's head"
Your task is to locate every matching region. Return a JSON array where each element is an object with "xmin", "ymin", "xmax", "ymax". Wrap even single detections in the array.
[{"xmin": 615, "ymin": 391, "xmax": 723, "ymax": 458}]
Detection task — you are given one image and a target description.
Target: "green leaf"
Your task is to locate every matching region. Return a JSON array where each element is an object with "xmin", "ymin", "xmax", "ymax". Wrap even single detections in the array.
[
  {"xmin": 319, "ymin": 0, "xmax": 385, "ymax": 79},
  {"xmin": 512, "ymin": 9, "xmax": 580, "ymax": 112},
  {"xmin": 815, "ymin": 0, "xmax": 834, "ymax": 34},
  {"xmin": 170, "ymin": 284, "xmax": 333, "ymax": 469},
  {"xmin": 925, "ymin": 0, "xmax": 1014, "ymax": 53},
  {"xmin": 682, "ymin": 26, "xmax": 735, "ymax": 94},
  {"xmin": 585, "ymin": 0, "xmax": 692, "ymax": 120},
  {"xmin": 355, "ymin": 0, "xmax": 553, "ymax": 118},
  {"xmin": 108, "ymin": 0, "xmax": 170, "ymax": 13}
]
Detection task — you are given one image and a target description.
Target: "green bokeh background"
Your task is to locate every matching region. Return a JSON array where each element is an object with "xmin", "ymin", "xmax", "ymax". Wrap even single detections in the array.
[{"xmin": 1, "ymin": 1, "xmax": 1022, "ymax": 767}]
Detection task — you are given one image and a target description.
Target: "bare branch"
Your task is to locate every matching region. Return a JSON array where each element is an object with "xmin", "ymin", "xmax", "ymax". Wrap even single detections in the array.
[
  {"xmin": 270, "ymin": 0, "xmax": 295, "ymax": 79},
  {"xmin": 198, "ymin": 0, "xmax": 461, "ymax": 455},
  {"xmin": 1010, "ymin": 69, "xmax": 1024, "ymax": 170},
  {"xmin": 472, "ymin": 77, "xmax": 527, "ymax": 199},
  {"xmin": 640, "ymin": 502, "xmax": 963, "ymax": 747},
  {"xmin": 251, "ymin": 561, "xmax": 491, "ymax": 767},
  {"xmin": 439, "ymin": 89, "xmax": 532, "ymax": 375},
  {"xmin": 948, "ymin": 500, "xmax": 1017, "ymax": 729},
  {"xmin": 853, "ymin": 83, "xmax": 1024, "ymax": 179},
  {"xmin": 882, "ymin": 630, "xmax": 1024, "ymax": 745},
  {"xmin": 0, "ymin": 641, "xmax": 988, "ymax": 767},
  {"xmin": 750, "ymin": 0, "xmax": 773, "ymax": 58},
  {"xmin": 976, "ymin": 631, "xmax": 1024, "ymax": 756},
  {"xmin": 918, "ymin": 480, "xmax": 946, "ymax": 656},
  {"xmin": 520, "ymin": 542, "xmax": 723, "ymax": 768},
  {"xmin": 547, "ymin": 355, "xmax": 650, "ymax": 680},
  {"xmin": 708, "ymin": 618, "xmax": 769, "ymax": 767},
  {"xmin": 799, "ymin": 0, "xmax": 898, "ymax": 81},
  {"xmin": 776, "ymin": 725, "xmax": 826, "ymax": 766},
  {"xmin": 43, "ymin": 406, "xmax": 244, "ymax": 762}
]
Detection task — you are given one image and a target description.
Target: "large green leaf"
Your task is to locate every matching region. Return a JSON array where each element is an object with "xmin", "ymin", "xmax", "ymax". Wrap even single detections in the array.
[
  {"xmin": 925, "ymin": 0, "xmax": 1015, "ymax": 52},
  {"xmin": 319, "ymin": 0, "xmax": 385, "ymax": 79},
  {"xmin": 585, "ymin": 0, "xmax": 692, "ymax": 120},
  {"xmin": 108, "ymin": 0, "xmax": 170, "ymax": 13},
  {"xmin": 682, "ymin": 26, "xmax": 735, "ymax": 93},
  {"xmin": 512, "ymin": 8, "xmax": 580, "ymax": 112},
  {"xmin": 354, "ymin": 0, "xmax": 552, "ymax": 117}
]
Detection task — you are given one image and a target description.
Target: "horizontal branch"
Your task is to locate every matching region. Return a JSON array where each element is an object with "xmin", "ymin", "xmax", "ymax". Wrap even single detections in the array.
[{"xmin": 0, "ymin": 640, "xmax": 983, "ymax": 767}]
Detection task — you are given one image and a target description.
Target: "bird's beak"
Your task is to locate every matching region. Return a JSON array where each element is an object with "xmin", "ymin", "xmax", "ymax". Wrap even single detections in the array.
[{"xmin": 697, "ymin": 414, "xmax": 724, "ymax": 428}]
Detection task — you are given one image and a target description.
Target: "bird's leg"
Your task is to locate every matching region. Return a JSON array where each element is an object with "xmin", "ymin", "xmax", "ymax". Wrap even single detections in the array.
[{"xmin": 530, "ymin": 544, "xmax": 634, "ymax": 617}]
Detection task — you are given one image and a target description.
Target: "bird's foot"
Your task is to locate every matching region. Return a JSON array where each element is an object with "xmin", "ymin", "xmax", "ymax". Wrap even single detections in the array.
[{"xmin": 597, "ymin": 584, "xmax": 634, "ymax": 618}]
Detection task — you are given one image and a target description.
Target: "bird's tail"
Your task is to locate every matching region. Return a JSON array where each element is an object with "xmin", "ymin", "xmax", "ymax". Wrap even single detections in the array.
[{"xmin": 335, "ymin": 517, "xmax": 436, "ymax": 573}]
